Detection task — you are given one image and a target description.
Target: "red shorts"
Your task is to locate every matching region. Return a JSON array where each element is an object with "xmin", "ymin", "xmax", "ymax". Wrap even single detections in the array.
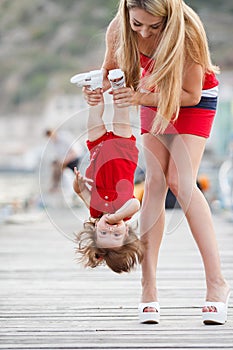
[
  {"xmin": 141, "ymin": 104, "xmax": 217, "ymax": 138},
  {"xmin": 140, "ymin": 53, "xmax": 218, "ymax": 138}
]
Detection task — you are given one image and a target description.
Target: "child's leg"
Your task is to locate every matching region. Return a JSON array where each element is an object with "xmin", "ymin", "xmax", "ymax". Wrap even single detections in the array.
[
  {"xmin": 112, "ymin": 103, "xmax": 132, "ymax": 138},
  {"xmin": 88, "ymin": 89, "xmax": 107, "ymax": 142}
]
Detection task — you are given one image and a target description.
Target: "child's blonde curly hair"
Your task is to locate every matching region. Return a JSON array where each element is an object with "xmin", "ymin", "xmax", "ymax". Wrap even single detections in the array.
[{"xmin": 75, "ymin": 218, "xmax": 144, "ymax": 273}]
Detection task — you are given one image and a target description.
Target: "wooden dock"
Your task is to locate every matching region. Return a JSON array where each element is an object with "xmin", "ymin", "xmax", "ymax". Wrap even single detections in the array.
[{"xmin": 0, "ymin": 206, "xmax": 232, "ymax": 349}]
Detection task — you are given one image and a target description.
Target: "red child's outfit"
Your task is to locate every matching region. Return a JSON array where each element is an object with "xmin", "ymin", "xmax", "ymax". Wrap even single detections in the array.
[
  {"xmin": 85, "ymin": 131, "xmax": 138, "ymax": 218},
  {"xmin": 140, "ymin": 53, "xmax": 219, "ymax": 138}
]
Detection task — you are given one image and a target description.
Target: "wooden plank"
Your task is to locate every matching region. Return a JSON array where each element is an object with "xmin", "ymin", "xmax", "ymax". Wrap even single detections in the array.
[{"xmin": 0, "ymin": 207, "xmax": 232, "ymax": 349}]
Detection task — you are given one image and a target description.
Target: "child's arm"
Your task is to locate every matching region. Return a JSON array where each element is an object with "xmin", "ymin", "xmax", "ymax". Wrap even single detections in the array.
[
  {"xmin": 106, "ymin": 198, "xmax": 140, "ymax": 224},
  {"xmin": 73, "ymin": 167, "xmax": 92, "ymax": 209}
]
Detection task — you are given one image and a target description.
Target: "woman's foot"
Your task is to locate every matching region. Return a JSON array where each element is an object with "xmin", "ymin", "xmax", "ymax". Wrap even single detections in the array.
[
  {"xmin": 205, "ymin": 280, "xmax": 230, "ymax": 303},
  {"xmin": 139, "ymin": 286, "xmax": 160, "ymax": 324},
  {"xmin": 138, "ymin": 302, "xmax": 160, "ymax": 324},
  {"xmin": 202, "ymin": 280, "xmax": 231, "ymax": 325}
]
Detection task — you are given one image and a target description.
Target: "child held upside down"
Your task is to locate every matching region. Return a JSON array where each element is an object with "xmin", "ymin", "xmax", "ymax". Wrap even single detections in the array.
[{"xmin": 73, "ymin": 70, "xmax": 144, "ymax": 273}]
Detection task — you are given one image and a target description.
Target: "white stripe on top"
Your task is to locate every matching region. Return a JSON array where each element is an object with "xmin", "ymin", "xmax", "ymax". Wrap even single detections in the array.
[{"xmin": 201, "ymin": 85, "xmax": 219, "ymax": 98}]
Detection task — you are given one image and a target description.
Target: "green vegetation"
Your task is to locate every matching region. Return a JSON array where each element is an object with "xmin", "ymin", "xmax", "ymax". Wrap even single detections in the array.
[{"xmin": 0, "ymin": 0, "xmax": 232, "ymax": 115}]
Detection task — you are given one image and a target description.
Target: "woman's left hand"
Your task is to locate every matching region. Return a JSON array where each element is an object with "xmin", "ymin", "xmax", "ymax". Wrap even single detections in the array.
[{"xmin": 110, "ymin": 87, "xmax": 139, "ymax": 107}]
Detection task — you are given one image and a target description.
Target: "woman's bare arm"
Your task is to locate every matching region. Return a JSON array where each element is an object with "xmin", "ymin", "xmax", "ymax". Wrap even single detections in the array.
[
  {"xmin": 102, "ymin": 17, "xmax": 119, "ymax": 73},
  {"xmin": 83, "ymin": 17, "xmax": 120, "ymax": 105},
  {"xmin": 113, "ymin": 62, "xmax": 203, "ymax": 108}
]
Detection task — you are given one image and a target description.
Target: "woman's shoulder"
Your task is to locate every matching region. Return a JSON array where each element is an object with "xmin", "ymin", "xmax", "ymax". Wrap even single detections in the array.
[{"xmin": 106, "ymin": 16, "xmax": 120, "ymax": 39}]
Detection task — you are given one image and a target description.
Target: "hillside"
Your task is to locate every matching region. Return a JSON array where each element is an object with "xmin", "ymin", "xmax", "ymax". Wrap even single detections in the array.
[{"xmin": 0, "ymin": 0, "xmax": 233, "ymax": 115}]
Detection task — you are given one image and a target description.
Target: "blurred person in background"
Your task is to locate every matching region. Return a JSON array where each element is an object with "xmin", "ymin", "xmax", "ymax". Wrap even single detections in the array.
[{"xmin": 45, "ymin": 129, "xmax": 83, "ymax": 192}]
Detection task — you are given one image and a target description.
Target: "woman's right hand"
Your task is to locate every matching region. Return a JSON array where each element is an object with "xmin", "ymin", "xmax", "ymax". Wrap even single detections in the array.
[
  {"xmin": 82, "ymin": 69, "xmax": 111, "ymax": 106},
  {"xmin": 82, "ymin": 87, "xmax": 104, "ymax": 106}
]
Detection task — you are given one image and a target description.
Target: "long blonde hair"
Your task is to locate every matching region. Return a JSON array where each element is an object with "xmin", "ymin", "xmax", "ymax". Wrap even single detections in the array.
[{"xmin": 116, "ymin": 0, "xmax": 219, "ymax": 133}]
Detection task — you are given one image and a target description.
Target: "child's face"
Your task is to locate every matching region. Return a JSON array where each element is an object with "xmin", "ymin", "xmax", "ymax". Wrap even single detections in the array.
[{"xmin": 96, "ymin": 215, "xmax": 129, "ymax": 248}]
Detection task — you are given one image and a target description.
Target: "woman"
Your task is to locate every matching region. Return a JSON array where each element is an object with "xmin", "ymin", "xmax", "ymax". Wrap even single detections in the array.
[{"xmin": 84, "ymin": 0, "xmax": 230, "ymax": 325}]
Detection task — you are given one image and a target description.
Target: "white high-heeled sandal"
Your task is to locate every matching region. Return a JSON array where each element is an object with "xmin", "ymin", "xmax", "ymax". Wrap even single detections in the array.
[
  {"xmin": 138, "ymin": 302, "xmax": 160, "ymax": 324},
  {"xmin": 202, "ymin": 292, "xmax": 231, "ymax": 325}
]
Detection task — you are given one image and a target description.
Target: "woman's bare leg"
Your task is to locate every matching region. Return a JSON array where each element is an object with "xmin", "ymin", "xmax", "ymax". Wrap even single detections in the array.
[
  {"xmin": 167, "ymin": 134, "xmax": 230, "ymax": 303},
  {"xmin": 140, "ymin": 134, "xmax": 170, "ymax": 302}
]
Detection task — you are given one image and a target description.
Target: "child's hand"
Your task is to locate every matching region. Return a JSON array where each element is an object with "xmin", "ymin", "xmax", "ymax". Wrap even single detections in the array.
[
  {"xmin": 73, "ymin": 167, "xmax": 93, "ymax": 194},
  {"xmin": 105, "ymin": 213, "xmax": 121, "ymax": 225}
]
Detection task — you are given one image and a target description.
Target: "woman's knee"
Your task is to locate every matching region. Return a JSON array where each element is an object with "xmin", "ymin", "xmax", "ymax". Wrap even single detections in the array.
[
  {"xmin": 166, "ymin": 171, "xmax": 195, "ymax": 201},
  {"xmin": 146, "ymin": 170, "xmax": 167, "ymax": 194},
  {"xmin": 166, "ymin": 172, "xmax": 178, "ymax": 197}
]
